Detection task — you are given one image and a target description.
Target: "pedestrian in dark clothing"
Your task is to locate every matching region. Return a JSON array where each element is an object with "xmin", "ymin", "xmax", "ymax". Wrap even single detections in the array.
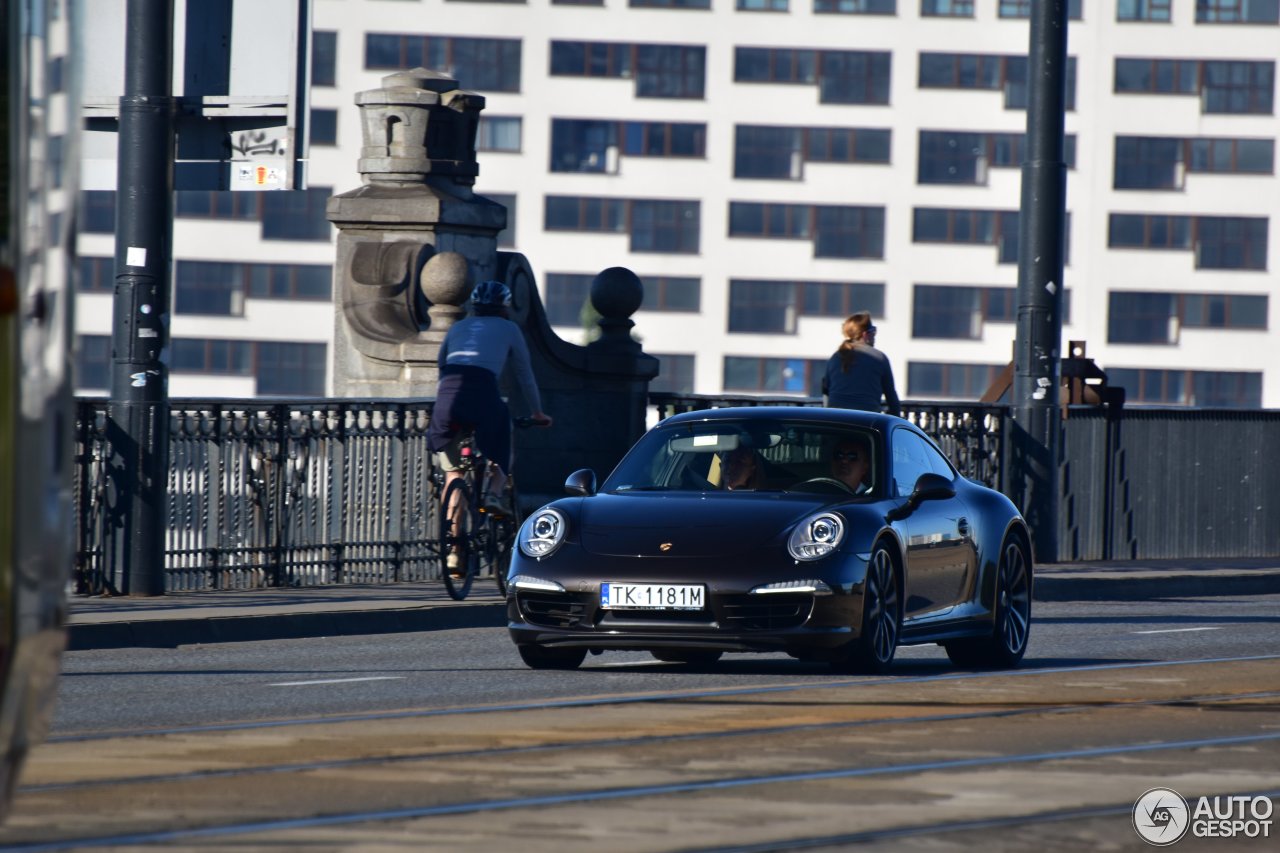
[{"xmin": 822, "ymin": 312, "xmax": 901, "ymax": 416}]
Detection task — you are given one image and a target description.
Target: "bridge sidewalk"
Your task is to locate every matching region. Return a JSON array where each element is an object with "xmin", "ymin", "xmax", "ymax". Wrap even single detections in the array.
[{"xmin": 65, "ymin": 559, "xmax": 1280, "ymax": 651}]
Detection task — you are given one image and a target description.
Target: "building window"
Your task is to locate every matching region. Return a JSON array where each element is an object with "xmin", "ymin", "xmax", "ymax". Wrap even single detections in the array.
[
  {"xmin": 1114, "ymin": 136, "xmax": 1275, "ymax": 189},
  {"xmin": 246, "ymin": 264, "xmax": 333, "ymax": 300},
  {"xmin": 80, "ymin": 191, "xmax": 115, "ymax": 233},
  {"xmin": 738, "ymin": 0, "xmax": 788, "ymax": 10},
  {"xmin": 919, "ymin": 52, "xmax": 1078, "ymax": 110},
  {"xmin": 176, "ymin": 262, "xmax": 244, "ymax": 316},
  {"xmin": 729, "ymin": 279, "xmax": 885, "ymax": 333},
  {"xmin": 917, "ymin": 130, "xmax": 1076, "ymax": 184},
  {"xmin": 724, "ymin": 356, "xmax": 825, "ymax": 396},
  {"xmin": 1000, "ymin": 0, "xmax": 1082, "ymax": 17},
  {"xmin": 310, "ymin": 109, "xmax": 338, "ymax": 146},
  {"xmin": 1108, "ymin": 214, "xmax": 1268, "ymax": 270},
  {"xmin": 734, "ymin": 125, "xmax": 890, "ymax": 179},
  {"xmin": 640, "ymin": 276, "xmax": 701, "ymax": 312},
  {"xmin": 553, "ymin": 0, "xmax": 604, "ymax": 5},
  {"xmin": 551, "ymin": 119, "xmax": 706, "ymax": 173},
  {"xmin": 545, "ymin": 196, "xmax": 700, "ymax": 254},
  {"xmin": 631, "ymin": 0, "xmax": 709, "ymax": 7},
  {"xmin": 175, "ymin": 261, "xmax": 333, "ymax": 316},
  {"xmin": 651, "ymin": 354, "xmax": 696, "ymax": 394},
  {"xmin": 170, "ymin": 338, "xmax": 254, "ymax": 375},
  {"xmin": 550, "ymin": 42, "xmax": 706, "ymax": 99},
  {"xmin": 1107, "ymin": 368, "xmax": 1263, "ymax": 407},
  {"xmin": 261, "ymin": 186, "xmax": 333, "ymax": 242},
  {"xmin": 1108, "ymin": 291, "xmax": 1268, "ymax": 343},
  {"xmin": 365, "ymin": 34, "xmax": 521, "ymax": 93},
  {"xmin": 544, "ymin": 273, "xmax": 594, "ymax": 326},
  {"xmin": 255, "ymin": 342, "xmax": 327, "ymax": 396},
  {"xmin": 78, "ymin": 256, "xmax": 114, "ymax": 293},
  {"xmin": 733, "ymin": 48, "xmax": 892, "ymax": 105},
  {"xmin": 1118, "ymin": 0, "xmax": 1171, "ymax": 20},
  {"xmin": 312, "ymin": 31, "xmax": 337, "ymax": 87},
  {"xmin": 912, "ymin": 207, "xmax": 1022, "ymax": 264},
  {"xmin": 912, "ymin": 285, "xmax": 1017, "ymax": 339},
  {"xmin": 487, "ymin": 193, "xmax": 517, "ymax": 248},
  {"xmin": 922, "ymin": 0, "xmax": 973, "ymax": 17},
  {"xmin": 1196, "ymin": 0, "xmax": 1280, "ymax": 23},
  {"xmin": 729, "ymin": 202, "xmax": 885, "ymax": 259},
  {"xmin": 907, "ymin": 362, "xmax": 1004, "ymax": 399},
  {"xmin": 1115, "ymin": 58, "xmax": 1275, "ymax": 114},
  {"xmin": 478, "ymin": 116, "xmax": 522, "ymax": 152},
  {"xmin": 76, "ymin": 335, "xmax": 112, "ymax": 392},
  {"xmin": 814, "ymin": 0, "xmax": 895, "ymax": 12},
  {"xmin": 175, "ymin": 191, "xmax": 260, "ymax": 220}
]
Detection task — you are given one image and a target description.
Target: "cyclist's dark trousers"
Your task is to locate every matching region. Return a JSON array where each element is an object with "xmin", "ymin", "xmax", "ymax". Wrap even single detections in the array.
[{"xmin": 428, "ymin": 365, "xmax": 511, "ymax": 473}]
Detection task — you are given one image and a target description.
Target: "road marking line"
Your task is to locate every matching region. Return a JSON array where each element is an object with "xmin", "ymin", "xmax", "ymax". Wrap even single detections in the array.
[
  {"xmin": 1132, "ymin": 627, "xmax": 1222, "ymax": 635},
  {"xmin": 270, "ymin": 676, "xmax": 406, "ymax": 687}
]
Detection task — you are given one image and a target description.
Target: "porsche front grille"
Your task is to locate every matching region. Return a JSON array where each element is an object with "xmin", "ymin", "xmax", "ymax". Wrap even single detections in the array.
[{"xmin": 519, "ymin": 593, "xmax": 588, "ymax": 629}]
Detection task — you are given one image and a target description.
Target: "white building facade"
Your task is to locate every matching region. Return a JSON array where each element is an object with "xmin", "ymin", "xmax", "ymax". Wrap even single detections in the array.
[{"xmin": 75, "ymin": 0, "xmax": 1280, "ymax": 407}]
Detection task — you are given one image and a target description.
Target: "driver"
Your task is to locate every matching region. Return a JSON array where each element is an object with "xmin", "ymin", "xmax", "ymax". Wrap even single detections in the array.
[
  {"xmin": 722, "ymin": 446, "xmax": 765, "ymax": 491},
  {"xmin": 829, "ymin": 435, "xmax": 871, "ymax": 494}
]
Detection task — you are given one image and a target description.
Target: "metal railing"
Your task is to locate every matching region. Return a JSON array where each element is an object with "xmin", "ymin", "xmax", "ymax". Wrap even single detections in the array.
[{"xmin": 75, "ymin": 399, "xmax": 442, "ymax": 595}]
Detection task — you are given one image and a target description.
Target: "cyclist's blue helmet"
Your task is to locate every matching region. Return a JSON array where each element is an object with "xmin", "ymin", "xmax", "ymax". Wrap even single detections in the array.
[{"xmin": 471, "ymin": 280, "xmax": 512, "ymax": 307}]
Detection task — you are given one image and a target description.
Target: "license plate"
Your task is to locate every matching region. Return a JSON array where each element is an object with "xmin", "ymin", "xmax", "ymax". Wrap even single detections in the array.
[{"xmin": 600, "ymin": 583, "xmax": 705, "ymax": 610}]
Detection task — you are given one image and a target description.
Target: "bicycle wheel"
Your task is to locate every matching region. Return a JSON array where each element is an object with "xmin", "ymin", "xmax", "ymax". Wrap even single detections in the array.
[
  {"xmin": 485, "ymin": 483, "xmax": 522, "ymax": 595},
  {"xmin": 438, "ymin": 476, "xmax": 479, "ymax": 600}
]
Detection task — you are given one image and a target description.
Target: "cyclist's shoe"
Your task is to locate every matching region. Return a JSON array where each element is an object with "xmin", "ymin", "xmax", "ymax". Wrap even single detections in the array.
[
  {"xmin": 482, "ymin": 492, "xmax": 512, "ymax": 516},
  {"xmin": 445, "ymin": 551, "xmax": 464, "ymax": 578}
]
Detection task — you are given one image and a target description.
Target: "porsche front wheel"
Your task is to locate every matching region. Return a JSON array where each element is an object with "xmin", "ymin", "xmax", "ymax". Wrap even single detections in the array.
[{"xmin": 836, "ymin": 543, "xmax": 900, "ymax": 674}]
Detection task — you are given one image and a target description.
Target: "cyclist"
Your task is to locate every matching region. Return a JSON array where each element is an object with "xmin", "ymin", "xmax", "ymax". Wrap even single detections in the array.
[{"xmin": 428, "ymin": 280, "xmax": 552, "ymax": 571}]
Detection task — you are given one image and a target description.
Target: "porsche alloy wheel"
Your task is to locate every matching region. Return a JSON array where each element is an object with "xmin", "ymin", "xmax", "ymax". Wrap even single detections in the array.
[
  {"xmin": 945, "ymin": 535, "xmax": 1032, "ymax": 669},
  {"xmin": 837, "ymin": 543, "xmax": 900, "ymax": 674}
]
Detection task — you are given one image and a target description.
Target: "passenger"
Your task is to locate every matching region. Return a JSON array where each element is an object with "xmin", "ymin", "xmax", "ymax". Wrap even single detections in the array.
[
  {"xmin": 829, "ymin": 435, "xmax": 872, "ymax": 494},
  {"xmin": 722, "ymin": 446, "xmax": 765, "ymax": 491}
]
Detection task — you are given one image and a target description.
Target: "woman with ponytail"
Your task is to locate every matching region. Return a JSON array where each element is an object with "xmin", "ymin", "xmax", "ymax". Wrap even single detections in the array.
[{"xmin": 821, "ymin": 312, "xmax": 900, "ymax": 416}]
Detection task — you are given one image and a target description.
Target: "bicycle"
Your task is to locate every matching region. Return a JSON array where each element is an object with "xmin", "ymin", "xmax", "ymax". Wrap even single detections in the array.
[{"xmin": 434, "ymin": 417, "xmax": 533, "ymax": 600}]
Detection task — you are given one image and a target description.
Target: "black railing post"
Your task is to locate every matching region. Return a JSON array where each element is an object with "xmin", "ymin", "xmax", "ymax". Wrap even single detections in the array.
[
  {"xmin": 107, "ymin": 0, "xmax": 175, "ymax": 595},
  {"xmin": 1010, "ymin": 0, "xmax": 1068, "ymax": 564}
]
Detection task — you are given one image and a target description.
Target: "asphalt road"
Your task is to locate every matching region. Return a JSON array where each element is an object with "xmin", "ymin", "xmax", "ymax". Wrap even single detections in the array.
[
  {"xmin": 50, "ymin": 594, "xmax": 1280, "ymax": 734},
  {"xmin": 3, "ymin": 594, "xmax": 1275, "ymax": 852}
]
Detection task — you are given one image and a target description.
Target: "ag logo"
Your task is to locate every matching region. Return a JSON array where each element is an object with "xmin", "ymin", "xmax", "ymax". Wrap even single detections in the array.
[{"xmin": 1133, "ymin": 787, "xmax": 1190, "ymax": 845}]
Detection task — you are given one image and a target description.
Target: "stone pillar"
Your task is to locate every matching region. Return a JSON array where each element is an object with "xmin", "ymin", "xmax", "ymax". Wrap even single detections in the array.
[{"xmin": 327, "ymin": 69, "xmax": 504, "ymax": 397}]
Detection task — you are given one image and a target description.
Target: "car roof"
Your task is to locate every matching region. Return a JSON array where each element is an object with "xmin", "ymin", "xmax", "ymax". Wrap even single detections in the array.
[{"xmin": 658, "ymin": 405, "xmax": 903, "ymax": 431}]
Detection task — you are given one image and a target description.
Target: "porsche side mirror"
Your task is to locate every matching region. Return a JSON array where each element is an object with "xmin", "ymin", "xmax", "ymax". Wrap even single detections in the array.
[
  {"xmin": 564, "ymin": 468, "xmax": 597, "ymax": 497},
  {"xmin": 911, "ymin": 472, "xmax": 955, "ymax": 504},
  {"xmin": 886, "ymin": 472, "xmax": 955, "ymax": 521}
]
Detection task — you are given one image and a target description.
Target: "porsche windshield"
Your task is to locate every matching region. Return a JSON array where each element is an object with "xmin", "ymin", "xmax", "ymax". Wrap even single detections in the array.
[{"xmin": 604, "ymin": 420, "xmax": 879, "ymax": 496}]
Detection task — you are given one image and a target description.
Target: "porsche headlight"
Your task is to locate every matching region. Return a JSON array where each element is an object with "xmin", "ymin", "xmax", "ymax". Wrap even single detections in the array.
[
  {"xmin": 787, "ymin": 512, "xmax": 845, "ymax": 561},
  {"xmin": 518, "ymin": 508, "xmax": 567, "ymax": 558}
]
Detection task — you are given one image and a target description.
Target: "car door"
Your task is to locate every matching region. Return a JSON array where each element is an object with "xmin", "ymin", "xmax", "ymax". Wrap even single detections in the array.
[{"xmin": 891, "ymin": 427, "xmax": 977, "ymax": 619}]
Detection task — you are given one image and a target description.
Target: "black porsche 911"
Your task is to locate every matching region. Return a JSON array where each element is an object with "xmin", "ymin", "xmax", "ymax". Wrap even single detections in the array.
[{"xmin": 506, "ymin": 406, "xmax": 1032, "ymax": 673}]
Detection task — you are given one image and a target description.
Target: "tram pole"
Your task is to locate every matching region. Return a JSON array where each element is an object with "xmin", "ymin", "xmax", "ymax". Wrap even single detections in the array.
[
  {"xmin": 108, "ymin": 0, "xmax": 175, "ymax": 595},
  {"xmin": 1010, "ymin": 0, "xmax": 1068, "ymax": 564}
]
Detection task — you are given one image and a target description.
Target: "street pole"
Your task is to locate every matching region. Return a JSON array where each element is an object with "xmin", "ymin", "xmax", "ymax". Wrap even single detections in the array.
[
  {"xmin": 1011, "ymin": 0, "xmax": 1068, "ymax": 564},
  {"xmin": 108, "ymin": 0, "xmax": 175, "ymax": 595}
]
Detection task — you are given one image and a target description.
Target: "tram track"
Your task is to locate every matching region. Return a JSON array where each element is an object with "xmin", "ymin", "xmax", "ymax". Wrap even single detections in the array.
[{"xmin": 4, "ymin": 653, "xmax": 1278, "ymax": 851}]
